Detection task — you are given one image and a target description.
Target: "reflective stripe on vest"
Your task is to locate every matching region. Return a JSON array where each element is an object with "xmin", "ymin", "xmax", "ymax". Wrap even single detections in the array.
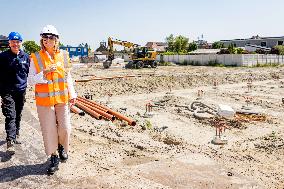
[
  {"xmin": 35, "ymin": 89, "xmax": 68, "ymax": 98},
  {"xmin": 35, "ymin": 52, "xmax": 44, "ymax": 72},
  {"xmin": 46, "ymin": 78, "xmax": 66, "ymax": 84}
]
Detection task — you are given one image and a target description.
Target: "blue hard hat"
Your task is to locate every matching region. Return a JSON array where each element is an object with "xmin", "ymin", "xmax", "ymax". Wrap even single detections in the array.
[{"xmin": 8, "ymin": 32, "xmax": 23, "ymax": 41}]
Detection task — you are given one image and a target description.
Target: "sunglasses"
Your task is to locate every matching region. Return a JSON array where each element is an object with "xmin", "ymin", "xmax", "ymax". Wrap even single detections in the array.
[{"xmin": 42, "ymin": 35, "xmax": 57, "ymax": 40}]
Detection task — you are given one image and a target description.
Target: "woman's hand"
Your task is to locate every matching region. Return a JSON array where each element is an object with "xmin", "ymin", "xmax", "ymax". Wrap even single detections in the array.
[
  {"xmin": 69, "ymin": 98, "xmax": 76, "ymax": 106},
  {"xmin": 43, "ymin": 64, "xmax": 57, "ymax": 75}
]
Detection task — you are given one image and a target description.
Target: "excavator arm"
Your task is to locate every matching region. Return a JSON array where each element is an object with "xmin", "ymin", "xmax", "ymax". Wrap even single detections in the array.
[{"xmin": 107, "ymin": 37, "xmax": 139, "ymax": 61}]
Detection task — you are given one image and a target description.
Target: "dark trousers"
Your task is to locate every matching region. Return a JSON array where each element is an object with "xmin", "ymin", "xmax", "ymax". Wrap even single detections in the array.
[{"xmin": 1, "ymin": 90, "xmax": 26, "ymax": 141}]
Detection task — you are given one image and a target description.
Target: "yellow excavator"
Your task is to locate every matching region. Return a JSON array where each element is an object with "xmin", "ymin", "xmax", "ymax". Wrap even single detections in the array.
[{"xmin": 103, "ymin": 37, "xmax": 158, "ymax": 69}]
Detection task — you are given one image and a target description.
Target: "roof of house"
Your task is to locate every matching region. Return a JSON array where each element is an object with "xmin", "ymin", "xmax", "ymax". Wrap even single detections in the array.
[
  {"xmin": 220, "ymin": 35, "xmax": 284, "ymax": 42},
  {"xmin": 145, "ymin": 42, "xmax": 168, "ymax": 52},
  {"xmin": 145, "ymin": 42, "xmax": 168, "ymax": 46}
]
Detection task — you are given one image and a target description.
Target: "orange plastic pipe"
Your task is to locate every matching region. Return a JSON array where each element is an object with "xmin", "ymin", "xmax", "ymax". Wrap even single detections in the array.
[
  {"xmin": 75, "ymin": 102, "xmax": 102, "ymax": 120},
  {"xmin": 79, "ymin": 100, "xmax": 115, "ymax": 121},
  {"xmin": 90, "ymin": 101, "xmax": 136, "ymax": 126},
  {"xmin": 70, "ymin": 105, "xmax": 85, "ymax": 116},
  {"xmin": 77, "ymin": 97, "xmax": 108, "ymax": 112},
  {"xmin": 75, "ymin": 79, "xmax": 93, "ymax": 82}
]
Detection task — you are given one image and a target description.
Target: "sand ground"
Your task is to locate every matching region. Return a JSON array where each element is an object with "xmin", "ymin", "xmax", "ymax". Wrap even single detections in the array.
[{"xmin": 0, "ymin": 64, "xmax": 283, "ymax": 189}]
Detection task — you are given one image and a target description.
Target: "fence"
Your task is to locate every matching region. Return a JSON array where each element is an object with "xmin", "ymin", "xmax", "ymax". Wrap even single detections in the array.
[{"xmin": 157, "ymin": 54, "xmax": 284, "ymax": 66}]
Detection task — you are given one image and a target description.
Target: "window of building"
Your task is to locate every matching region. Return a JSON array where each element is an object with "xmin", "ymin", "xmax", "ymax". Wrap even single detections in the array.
[
  {"xmin": 70, "ymin": 48, "xmax": 76, "ymax": 52},
  {"xmin": 278, "ymin": 41, "xmax": 283, "ymax": 45},
  {"xmin": 77, "ymin": 48, "xmax": 81, "ymax": 52},
  {"xmin": 84, "ymin": 48, "xmax": 87, "ymax": 52},
  {"xmin": 260, "ymin": 41, "xmax": 266, "ymax": 47}
]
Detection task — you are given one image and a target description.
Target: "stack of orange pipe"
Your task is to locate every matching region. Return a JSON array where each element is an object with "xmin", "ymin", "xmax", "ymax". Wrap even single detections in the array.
[
  {"xmin": 76, "ymin": 96, "xmax": 136, "ymax": 126},
  {"xmin": 75, "ymin": 101, "xmax": 102, "ymax": 120},
  {"xmin": 77, "ymin": 98, "xmax": 115, "ymax": 121}
]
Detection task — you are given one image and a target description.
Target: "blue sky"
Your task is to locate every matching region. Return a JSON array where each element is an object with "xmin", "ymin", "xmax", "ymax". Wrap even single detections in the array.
[{"xmin": 1, "ymin": 0, "xmax": 283, "ymax": 49}]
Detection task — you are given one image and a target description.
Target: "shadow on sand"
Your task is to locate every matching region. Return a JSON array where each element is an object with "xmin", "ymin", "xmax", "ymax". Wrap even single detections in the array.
[{"xmin": 0, "ymin": 161, "xmax": 49, "ymax": 182}]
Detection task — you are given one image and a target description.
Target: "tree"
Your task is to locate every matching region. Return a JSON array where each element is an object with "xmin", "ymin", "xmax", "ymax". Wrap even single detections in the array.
[
  {"xmin": 22, "ymin": 41, "xmax": 40, "ymax": 54},
  {"xmin": 173, "ymin": 35, "xmax": 189, "ymax": 53},
  {"xmin": 218, "ymin": 48, "xmax": 230, "ymax": 54},
  {"xmin": 236, "ymin": 48, "xmax": 244, "ymax": 54},
  {"xmin": 165, "ymin": 34, "xmax": 190, "ymax": 53},
  {"xmin": 273, "ymin": 45, "xmax": 284, "ymax": 55},
  {"xmin": 212, "ymin": 41, "xmax": 224, "ymax": 49},
  {"xmin": 228, "ymin": 43, "xmax": 235, "ymax": 54},
  {"xmin": 59, "ymin": 42, "xmax": 64, "ymax": 47},
  {"xmin": 188, "ymin": 42, "xmax": 197, "ymax": 52},
  {"xmin": 165, "ymin": 34, "xmax": 174, "ymax": 52}
]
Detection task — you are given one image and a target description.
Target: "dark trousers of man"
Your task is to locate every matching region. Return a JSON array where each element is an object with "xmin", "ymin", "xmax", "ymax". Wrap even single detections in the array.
[{"xmin": 1, "ymin": 91, "xmax": 26, "ymax": 141}]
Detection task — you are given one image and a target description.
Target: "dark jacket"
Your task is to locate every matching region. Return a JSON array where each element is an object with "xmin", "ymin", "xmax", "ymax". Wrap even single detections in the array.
[{"xmin": 0, "ymin": 49, "xmax": 30, "ymax": 93}]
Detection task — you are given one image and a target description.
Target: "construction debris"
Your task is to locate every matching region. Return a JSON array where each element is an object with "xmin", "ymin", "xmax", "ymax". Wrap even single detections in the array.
[
  {"xmin": 234, "ymin": 113, "xmax": 267, "ymax": 123},
  {"xmin": 217, "ymin": 104, "xmax": 235, "ymax": 118},
  {"xmin": 201, "ymin": 112, "xmax": 268, "ymax": 130}
]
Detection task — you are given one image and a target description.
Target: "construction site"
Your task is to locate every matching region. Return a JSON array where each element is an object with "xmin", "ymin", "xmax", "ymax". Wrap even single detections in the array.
[
  {"xmin": 0, "ymin": 61, "xmax": 283, "ymax": 188},
  {"xmin": 2, "ymin": 0, "xmax": 284, "ymax": 187}
]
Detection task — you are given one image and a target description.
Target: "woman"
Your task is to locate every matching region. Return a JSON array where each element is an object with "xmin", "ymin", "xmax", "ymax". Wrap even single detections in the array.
[{"xmin": 28, "ymin": 25, "xmax": 77, "ymax": 175}]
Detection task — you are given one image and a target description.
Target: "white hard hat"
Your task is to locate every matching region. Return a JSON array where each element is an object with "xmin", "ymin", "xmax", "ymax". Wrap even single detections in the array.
[{"xmin": 40, "ymin": 25, "xmax": 59, "ymax": 37}]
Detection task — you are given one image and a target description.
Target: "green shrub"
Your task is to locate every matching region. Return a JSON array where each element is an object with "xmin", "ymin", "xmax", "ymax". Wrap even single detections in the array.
[
  {"xmin": 159, "ymin": 61, "xmax": 172, "ymax": 66},
  {"xmin": 236, "ymin": 48, "xmax": 244, "ymax": 54},
  {"xmin": 162, "ymin": 51, "xmax": 175, "ymax": 55},
  {"xmin": 145, "ymin": 120, "xmax": 152, "ymax": 130},
  {"xmin": 255, "ymin": 63, "xmax": 281, "ymax": 67},
  {"xmin": 273, "ymin": 45, "xmax": 284, "ymax": 55}
]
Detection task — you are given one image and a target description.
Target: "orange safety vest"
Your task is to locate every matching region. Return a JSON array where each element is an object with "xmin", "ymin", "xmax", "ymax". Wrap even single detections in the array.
[{"xmin": 31, "ymin": 49, "xmax": 70, "ymax": 106}]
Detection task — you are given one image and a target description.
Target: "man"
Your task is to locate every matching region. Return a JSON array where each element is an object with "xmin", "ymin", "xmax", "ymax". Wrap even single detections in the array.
[{"xmin": 0, "ymin": 32, "xmax": 30, "ymax": 152}]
